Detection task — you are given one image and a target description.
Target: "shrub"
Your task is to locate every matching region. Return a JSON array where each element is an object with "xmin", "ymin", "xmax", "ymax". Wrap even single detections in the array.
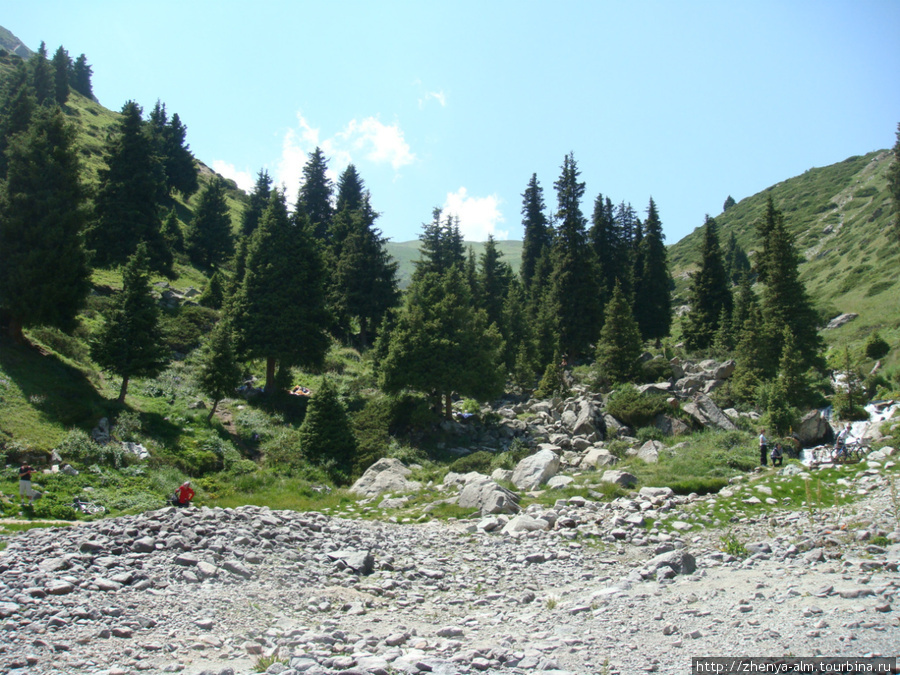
[
  {"xmin": 56, "ymin": 429, "xmax": 133, "ymax": 468},
  {"xmin": 606, "ymin": 385, "xmax": 669, "ymax": 428},
  {"xmin": 299, "ymin": 379, "xmax": 357, "ymax": 485},
  {"xmin": 864, "ymin": 331, "xmax": 890, "ymax": 360},
  {"xmin": 160, "ymin": 305, "xmax": 219, "ymax": 353},
  {"xmin": 449, "ymin": 450, "xmax": 493, "ymax": 474},
  {"xmin": 641, "ymin": 358, "xmax": 673, "ymax": 383},
  {"xmin": 114, "ymin": 411, "xmax": 143, "ymax": 442}
]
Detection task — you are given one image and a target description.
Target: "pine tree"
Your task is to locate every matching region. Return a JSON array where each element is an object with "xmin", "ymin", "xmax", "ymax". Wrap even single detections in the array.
[
  {"xmin": 378, "ymin": 267, "xmax": 505, "ymax": 419},
  {"xmin": 331, "ymin": 200, "xmax": 399, "ymax": 349},
  {"xmin": 477, "ymin": 235, "xmax": 514, "ymax": 329},
  {"xmin": 29, "ymin": 42, "xmax": 53, "ymax": 106},
  {"xmin": 548, "ymin": 152, "xmax": 602, "ymax": 358},
  {"xmin": 196, "ymin": 320, "xmax": 241, "ymax": 421},
  {"xmin": 723, "ymin": 195, "xmax": 736, "ymax": 211},
  {"xmin": 723, "ymin": 232, "xmax": 751, "ymax": 284},
  {"xmin": 299, "ymin": 378, "xmax": 358, "ymax": 483},
  {"xmin": 185, "ymin": 176, "xmax": 233, "ymax": 269},
  {"xmin": 240, "ymin": 169, "xmax": 272, "ymax": 238},
  {"xmin": 89, "ymin": 100, "xmax": 168, "ymax": 270},
  {"xmin": 297, "ymin": 147, "xmax": 333, "ymax": 240},
  {"xmin": 335, "ymin": 164, "xmax": 365, "ymax": 214},
  {"xmin": 730, "ymin": 304, "xmax": 772, "ymax": 404},
  {"xmin": 161, "ymin": 208, "xmax": 184, "ymax": 254},
  {"xmin": 71, "ymin": 54, "xmax": 93, "ymax": 98},
  {"xmin": 683, "ymin": 216, "xmax": 732, "ymax": 351},
  {"xmin": 91, "ymin": 244, "xmax": 169, "ymax": 402},
  {"xmin": 633, "ymin": 197, "xmax": 672, "ymax": 344},
  {"xmin": 198, "ymin": 271, "xmax": 226, "ymax": 310},
  {"xmin": 147, "ymin": 101, "xmax": 199, "ymax": 198},
  {"xmin": 0, "ymin": 106, "xmax": 90, "ymax": 343},
  {"xmin": 520, "ymin": 173, "xmax": 552, "ymax": 294},
  {"xmin": 888, "ymin": 123, "xmax": 900, "ymax": 240},
  {"xmin": 589, "ymin": 193, "xmax": 627, "ymax": 298},
  {"xmin": 51, "ymin": 46, "xmax": 70, "ymax": 105},
  {"xmin": 0, "ymin": 60, "xmax": 36, "ymax": 178},
  {"xmin": 595, "ymin": 281, "xmax": 643, "ymax": 384},
  {"xmin": 413, "ymin": 208, "xmax": 465, "ymax": 280},
  {"xmin": 232, "ymin": 190, "xmax": 330, "ymax": 393},
  {"xmin": 759, "ymin": 200, "xmax": 824, "ymax": 371}
]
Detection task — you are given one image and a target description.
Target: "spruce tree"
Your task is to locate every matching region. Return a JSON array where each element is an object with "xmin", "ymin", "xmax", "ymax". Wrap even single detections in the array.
[
  {"xmin": 477, "ymin": 235, "xmax": 514, "ymax": 329},
  {"xmin": 723, "ymin": 232, "xmax": 751, "ymax": 284},
  {"xmin": 161, "ymin": 208, "xmax": 184, "ymax": 254},
  {"xmin": 335, "ymin": 164, "xmax": 365, "ymax": 214},
  {"xmin": 196, "ymin": 319, "xmax": 242, "ymax": 422},
  {"xmin": 413, "ymin": 208, "xmax": 465, "ymax": 280},
  {"xmin": 595, "ymin": 281, "xmax": 643, "ymax": 384},
  {"xmin": 0, "ymin": 60, "xmax": 35, "ymax": 178},
  {"xmin": 89, "ymin": 100, "xmax": 169, "ymax": 271},
  {"xmin": 548, "ymin": 152, "xmax": 602, "ymax": 358},
  {"xmin": 298, "ymin": 378, "xmax": 358, "ymax": 483},
  {"xmin": 888, "ymin": 123, "xmax": 900, "ymax": 240},
  {"xmin": 297, "ymin": 147, "xmax": 333, "ymax": 240},
  {"xmin": 198, "ymin": 271, "xmax": 225, "ymax": 310},
  {"xmin": 71, "ymin": 54, "xmax": 93, "ymax": 98},
  {"xmin": 332, "ymin": 200, "xmax": 399, "ymax": 349},
  {"xmin": 185, "ymin": 176, "xmax": 234, "ymax": 269},
  {"xmin": 759, "ymin": 200, "xmax": 823, "ymax": 371},
  {"xmin": 589, "ymin": 193, "xmax": 627, "ymax": 298},
  {"xmin": 240, "ymin": 169, "xmax": 272, "ymax": 238},
  {"xmin": 51, "ymin": 45, "xmax": 70, "ymax": 105},
  {"xmin": 0, "ymin": 106, "xmax": 90, "ymax": 343},
  {"xmin": 378, "ymin": 267, "xmax": 505, "ymax": 419},
  {"xmin": 163, "ymin": 113, "xmax": 199, "ymax": 198},
  {"xmin": 29, "ymin": 42, "xmax": 53, "ymax": 106},
  {"xmin": 232, "ymin": 190, "xmax": 330, "ymax": 393},
  {"xmin": 730, "ymin": 304, "xmax": 772, "ymax": 404},
  {"xmin": 633, "ymin": 197, "xmax": 672, "ymax": 344},
  {"xmin": 91, "ymin": 244, "xmax": 169, "ymax": 402},
  {"xmin": 520, "ymin": 173, "xmax": 552, "ymax": 294},
  {"xmin": 683, "ymin": 216, "xmax": 732, "ymax": 351}
]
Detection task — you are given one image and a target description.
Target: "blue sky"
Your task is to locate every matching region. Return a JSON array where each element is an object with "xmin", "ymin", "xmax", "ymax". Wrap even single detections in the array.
[{"xmin": 5, "ymin": 1, "xmax": 899, "ymax": 244}]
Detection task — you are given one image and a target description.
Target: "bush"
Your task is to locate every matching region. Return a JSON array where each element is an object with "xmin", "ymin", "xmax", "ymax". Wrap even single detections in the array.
[
  {"xmin": 641, "ymin": 358, "xmax": 673, "ymax": 383},
  {"xmin": 114, "ymin": 411, "xmax": 143, "ymax": 442},
  {"xmin": 449, "ymin": 450, "xmax": 493, "ymax": 474},
  {"xmin": 865, "ymin": 331, "xmax": 890, "ymax": 360},
  {"xmin": 606, "ymin": 385, "xmax": 669, "ymax": 428},
  {"xmin": 56, "ymin": 429, "xmax": 133, "ymax": 468},
  {"xmin": 160, "ymin": 305, "xmax": 219, "ymax": 353}
]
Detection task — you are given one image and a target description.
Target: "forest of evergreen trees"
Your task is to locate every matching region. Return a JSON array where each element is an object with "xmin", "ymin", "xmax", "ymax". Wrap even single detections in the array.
[{"xmin": 2, "ymin": 42, "xmax": 899, "ymax": 482}]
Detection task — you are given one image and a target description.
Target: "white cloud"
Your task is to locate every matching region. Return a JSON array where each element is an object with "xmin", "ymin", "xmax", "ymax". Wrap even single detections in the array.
[
  {"xmin": 211, "ymin": 160, "xmax": 255, "ymax": 192},
  {"xmin": 419, "ymin": 90, "xmax": 447, "ymax": 109},
  {"xmin": 443, "ymin": 188, "xmax": 507, "ymax": 241},
  {"xmin": 276, "ymin": 112, "xmax": 415, "ymax": 205}
]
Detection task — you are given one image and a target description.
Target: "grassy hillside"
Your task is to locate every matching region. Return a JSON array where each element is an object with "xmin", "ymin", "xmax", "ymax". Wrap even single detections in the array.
[
  {"xmin": 668, "ymin": 149, "xmax": 899, "ymax": 370},
  {"xmin": 386, "ymin": 239, "xmax": 523, "ymax": 288}
]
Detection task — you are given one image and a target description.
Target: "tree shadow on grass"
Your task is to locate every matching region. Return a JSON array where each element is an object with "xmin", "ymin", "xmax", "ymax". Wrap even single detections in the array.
[{"xmin": 0, "ymin": 334, "xmax": 110, "ymax": 433}]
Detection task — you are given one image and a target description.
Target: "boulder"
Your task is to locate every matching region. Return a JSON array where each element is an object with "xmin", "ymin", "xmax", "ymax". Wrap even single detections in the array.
[
  {"xmin": 326, "ymin": 549, "xmax": 374, "ymax": 575},
  {"xmin": 682, "ymin": 394, "xmax": 736, "ymax": 431},
  {"xmin": 351, "ymin": 458, "xmax": 422, "ymax": 498},
  {"xmin": 511, "ymin": 448, "xmax": 560, "ymax": 491},
  {"xmin": 501, "ymin": 514, "xmax": 550, "ymax": 535},
  {"xmin": 635, "ymin": 440, "xmax": 665, "ymax": 463},
  {"xmin": 457, "ymin": 475, "xmax": 520, "ymax": 515},
  {"xmin": 600, "ymin": 470, "xmax": 637, "ymax": 488},
  {"xmin": 795, "ymin": 410, "xmax": 831, "ymax": 446},
  {"xmin": 654, "ymin": 414, "xmax": 690, "ymax": 437},
  {"xmin": 581, "ymin": 446, "xmax": 618, "ymax": 469},
  {"xmin": 825, "ymin": 313, "xmax": 858, "ymax": 330}
]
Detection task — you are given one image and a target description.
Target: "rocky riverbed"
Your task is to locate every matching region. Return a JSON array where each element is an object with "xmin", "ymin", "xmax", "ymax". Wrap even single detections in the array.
[{"xmin": 1, "ymin": 465, "xmax": 899, "ymax": 675}]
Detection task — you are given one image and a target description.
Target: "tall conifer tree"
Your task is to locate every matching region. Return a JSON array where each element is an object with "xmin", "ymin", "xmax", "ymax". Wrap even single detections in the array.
[
  {"xmin": 520, "ymin": 174, "xmax": 552, "ymax": 294},
  {"xmin": 548, "ymin": 152, "xmax": 601, "ymax": 358},
  {"xmin": 0, "ymin": 61, "xmax": 35, "ymax": 178},
  {"xmin": 51, "ymin": 46, "xmax": 71, "ymax": 105},
  {"xmin": 240, "ymin": 169, "xmax": 272, "ymax": 238},
  {"xmin": 888, "ymin": 123, "xmax": 900, "ymax": 240},
  {"xmin": 89, "ymin": 100, "xmax": 168, "ymax": 270},
  {"xmin": 596, "ymin": 281, "xmax": 643, "ymax": 384},
  {"xmin": 0, "ymin": 107, "xmax": 90, "ymax": 343},
  {"xmin": 633, "ymin": 197, "xmax": 672, "ymax": 343},
  {"xmin": 297, "ymin": 147, "xmax": 333, "ymax": 240},
  {"xmin": 91, "ymin": 244, "xmax": 169, "ymax": 402},
  {"xmin": 683, "ymin": 216, "xmax": 732, "ymax": 351},
  {"xmin": 29, "ymin": 42, "xmax": 53, "ymax": 106},
  {"xmin": 71, "ymin": 54, "xmax": 93, "ymax": 98},
  {"xmin": 232, "ymin": 190, "xmax": 330, "ymax": 392},
  {"xmin": 185, "ymin": 176, "xmax": 233, "ymax": 269}
]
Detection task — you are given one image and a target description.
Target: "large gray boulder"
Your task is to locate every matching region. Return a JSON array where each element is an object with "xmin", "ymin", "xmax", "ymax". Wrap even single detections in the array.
[
  {"xmin": 511, "ymin": 447, "xmax": 560, "ymax": 491},
  {"xmin": 600, "ymin": 470, "xmax": 637, "ymax": 488},
  {"xmin": 457, "ymin": 475, "xmax": 520, "ymax": 515},
  {"xmin": 634, "ymin": 440, "xmax": 665, "ymax": 463},
  {"xmin": 581, "ymin": 446, "xmax": 618, "ymax": 469},
  {"xmin": 795, "ymin": 409, "xmax": 831, "ymax": 446},
  {"xmin": 654, "ymin": 414, "xmax": 690, "ymax": 437},
  {"xmin": 682, "ymin": 394, "xmax": 737, "ymax": 431},
  {"xmin": 351, "ymin": 458, "xmax": 422, "ymax": 498}
]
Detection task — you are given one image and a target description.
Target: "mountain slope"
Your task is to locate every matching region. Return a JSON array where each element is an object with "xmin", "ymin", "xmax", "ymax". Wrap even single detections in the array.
[{"xmin": 668, "ymin": 149, "xmax": 899, "ymax": 366}]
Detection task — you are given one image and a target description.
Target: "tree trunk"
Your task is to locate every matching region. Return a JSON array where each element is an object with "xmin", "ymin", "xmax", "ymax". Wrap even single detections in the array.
[
  {"xmin": 359, "ymin": 316, "xmax": 368, "ymax": 351},
  {"xmin": 8, "ymin": 316, "xmax": 25, "ymax": 345},
  {"xmin": 117, "ymin": 375, "xmax": 130, "ymax": 403},
  {"xmin": 206, "ymin": 399, "xmax": 219, "ymax": 423},
  {"xmin": 264, "ymin": 356, "xmax": 277, "ymax": 394},
  {"xmin": 444, "ymin": 391, "xmax": 453, "ymax": 420}
]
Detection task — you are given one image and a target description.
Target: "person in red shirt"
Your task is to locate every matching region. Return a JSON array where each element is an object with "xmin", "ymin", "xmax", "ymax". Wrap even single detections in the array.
[{"xmin": 172, "ymin": 481, "xmax": 194, "ymax": 507}]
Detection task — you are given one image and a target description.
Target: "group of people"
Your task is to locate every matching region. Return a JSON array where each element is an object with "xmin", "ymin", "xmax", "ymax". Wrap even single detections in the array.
[{"xmin": 758, "ymin": 422, "xmax": 856, "ymax": 467}]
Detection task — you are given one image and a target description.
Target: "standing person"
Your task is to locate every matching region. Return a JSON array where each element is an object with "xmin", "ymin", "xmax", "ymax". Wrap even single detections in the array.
[
  {"xmin": 18, "ymin": 462, "xmax": 37, "ymax": 504},
  {"xmin": 759, "ymin": 429, "xmax": 768, "ymax": 467}
]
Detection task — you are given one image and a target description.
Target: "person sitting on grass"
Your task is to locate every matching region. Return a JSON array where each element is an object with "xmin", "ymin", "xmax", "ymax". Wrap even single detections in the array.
[{"xmin": 171, "ymin": 481, "xmax": 194, "ymax": 507}]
